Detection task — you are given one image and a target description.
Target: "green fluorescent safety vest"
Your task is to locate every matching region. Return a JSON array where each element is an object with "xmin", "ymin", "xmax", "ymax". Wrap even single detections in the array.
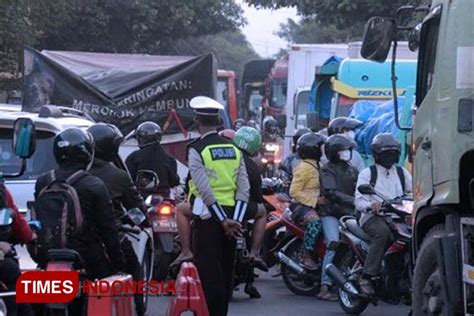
[{"xmin": 189, "ymin": 141, "xmax": 242, "ymax": 207}]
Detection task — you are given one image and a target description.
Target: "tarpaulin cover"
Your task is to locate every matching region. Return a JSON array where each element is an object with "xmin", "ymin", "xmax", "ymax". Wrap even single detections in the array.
[
  {"xmin": 351, "ymin": 97, "xmax": 409, "ymax": 155},
  {"xmin": 22, "ymin": 48, "xmax": 217, "ymax": 134}
]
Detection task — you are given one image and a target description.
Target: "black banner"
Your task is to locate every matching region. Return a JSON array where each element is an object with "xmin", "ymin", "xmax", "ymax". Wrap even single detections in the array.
[{"xmin": 22, "ymin": 48, "xmax": 217, "ymax": 134}]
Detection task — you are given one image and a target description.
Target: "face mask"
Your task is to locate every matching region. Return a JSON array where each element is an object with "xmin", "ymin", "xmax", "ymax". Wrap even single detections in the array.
[
  {"xmin": 378, "ymin": 151, "xmax": 399, "ymax": 169},
  {"xmin": 344, "ymin": 130, "xmax": 355, "ymax": 140},
  {"xmin": 338, "ymin": 149, "xmax": 352, "ymax": 162}
]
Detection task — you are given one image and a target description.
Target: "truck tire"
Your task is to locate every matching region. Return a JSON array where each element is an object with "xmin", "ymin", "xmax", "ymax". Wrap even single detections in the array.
[{"xmin": 412, "ymin": 224, "xmax": 462, "ymax": 316}]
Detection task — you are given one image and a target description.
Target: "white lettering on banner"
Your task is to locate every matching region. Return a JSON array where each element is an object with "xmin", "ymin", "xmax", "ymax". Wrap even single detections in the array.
[
  {"xmin": 117, "ymin": 80, "xmax": 192, "ymax": 106},
  {"xmin": 457, "ymin": 47, "xmax": 474, "ymax": 89}
]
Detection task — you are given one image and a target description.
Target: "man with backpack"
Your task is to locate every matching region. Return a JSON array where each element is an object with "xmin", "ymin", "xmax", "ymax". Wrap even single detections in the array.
[
  {"xmin": 34, "ymin": 128, "xmax": 125, "ymax": 280},
  {"xmin": 87, "ymin": 123, "xmax": 147, "ymax": 316},
  {"xmin": 355, "ymin": 133, "xmax": 412, "ymax": 295}
]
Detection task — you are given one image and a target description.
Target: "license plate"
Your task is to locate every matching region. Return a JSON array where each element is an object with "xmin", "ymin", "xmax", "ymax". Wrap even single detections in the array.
[
  {"xmin": 153, "ymin": 220, "xmax": 177, "ymax": 232},
  {"xmin": 158, "ymin": 221, "xmax": 177, "ymax": 228}
]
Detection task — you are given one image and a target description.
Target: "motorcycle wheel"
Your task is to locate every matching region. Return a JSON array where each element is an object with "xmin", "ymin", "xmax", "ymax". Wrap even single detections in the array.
[
  {"xmin": 412, "ymin": 225, "xmax": 457, "ymax": 316},
  {"xmin": 140, "ymin": 242, "xmax": 153, "ymax": 312},
  {"xmin": 153, "ymin": 242, "xmax": 174, "ymax": 281},
  {"xmin": 261, "ymin": 230, "xmax": 278, "ymax": 268},
  {"xmin": 336, "ymin": 251, "xmax": 369, "ymax": 315},
  {"xmin": 281, "ymin": 239, "xmax": 319, "ymax": 296}
]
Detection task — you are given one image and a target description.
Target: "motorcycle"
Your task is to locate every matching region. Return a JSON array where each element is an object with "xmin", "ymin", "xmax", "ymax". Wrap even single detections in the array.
[
  {"xmin": 326, "ymin": 184, "xmax": 413, "ymax": 315},
  {"xmin": 260, "ymin": 142, "xmax": 282, "ymax": 178},
  {"xmin": 135, "ymin": 170, "xmax": 180, "ymax": 281},
  {"xmin": 275, "ymin": 207, "xmax": 328, "ymax": 296}
]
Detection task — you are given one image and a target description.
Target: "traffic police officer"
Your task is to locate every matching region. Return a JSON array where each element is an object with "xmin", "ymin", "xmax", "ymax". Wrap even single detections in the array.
[{"xmin": 188, "ymin": 96, "xmax": 250, "ymax": 316}]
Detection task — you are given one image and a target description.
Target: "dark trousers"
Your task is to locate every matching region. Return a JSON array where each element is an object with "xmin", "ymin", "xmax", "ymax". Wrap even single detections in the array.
[
  {"xmin": 362, "ymin": 216, "xmax": 394, "ymax": 276},
  {"xmin": 192, "ymin": 218, "xmax": 236, "ymax": 316},
  {"xmin": 0, "ymin": 258, "xmax": 33, "ymax": 316},
  {"xmin": 122, "ymin": 238, "xmax": 145, "ymax": 316}
]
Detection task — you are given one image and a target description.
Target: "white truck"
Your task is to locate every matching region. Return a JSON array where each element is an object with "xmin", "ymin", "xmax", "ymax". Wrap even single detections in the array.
[{"xmin": 283, "ymin": 44, "xmax": 349, "ymax": 158}]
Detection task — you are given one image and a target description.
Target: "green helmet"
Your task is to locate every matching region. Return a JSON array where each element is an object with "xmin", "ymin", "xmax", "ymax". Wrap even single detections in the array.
[{"xmin": 234, "ymin": 126, "xmax": 262, "ymax": 156}]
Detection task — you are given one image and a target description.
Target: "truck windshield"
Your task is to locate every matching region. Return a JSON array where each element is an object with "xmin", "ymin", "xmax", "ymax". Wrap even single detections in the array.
[
  {"xmin": 271, "ymin": 79, "xmax": 287, "ymax": 108},
  {"xmin": 0, "ymin": 128, "xmax": 57, "ymax": 180},
  {"xmin": 216, "ymin": 79, "xmax": 228, "ymax": 108},
  {"xmin": 295, "ymin": 91, "xmax": 310, "ymax": 128}
]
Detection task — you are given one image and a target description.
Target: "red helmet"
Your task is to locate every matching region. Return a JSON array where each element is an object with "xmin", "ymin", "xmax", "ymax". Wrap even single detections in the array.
[{"xmin": 219, "ymin": 129, "xmax": 236, "ymax": 140}]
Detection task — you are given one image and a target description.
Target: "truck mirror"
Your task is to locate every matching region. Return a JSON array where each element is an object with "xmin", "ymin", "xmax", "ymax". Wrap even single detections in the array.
[
  {"xmin": 276, "ymin": 114, "xmax": 287, "ymax": 130},
  {"xmin": 408, "ymin": 23, "xmax": 422, "ymax": 51},
  {"xmin": 361, "ymin": 17, "xmax": 396, "ymax": 63},
  {"xmin": 13, "ymin": 118, "xmax": 36, "ymax": 159},
  {"xmin": 306, "ymin": 112, "xmax": 321, "ymax": 131}
]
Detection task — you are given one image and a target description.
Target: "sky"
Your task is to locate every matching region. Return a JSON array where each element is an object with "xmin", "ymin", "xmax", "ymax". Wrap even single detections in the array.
[{"xmin": 236, "ymin": 0, "xmax": 298, "ymax": 58}]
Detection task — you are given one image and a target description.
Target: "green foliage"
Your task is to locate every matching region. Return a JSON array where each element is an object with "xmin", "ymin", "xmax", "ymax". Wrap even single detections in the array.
[
  {"xmin": 247, "ymin": 0, "xmax": 430, "ymax": 44},
  {"xmin": 0, "ymin": 0, "xmax": 250, "ymax": 89}
]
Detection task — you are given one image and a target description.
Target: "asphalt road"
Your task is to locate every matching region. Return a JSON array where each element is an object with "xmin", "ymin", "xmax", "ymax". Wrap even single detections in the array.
[{"xmin": 148, "ymin": 267, "xmax": 411, "ymax": 316}]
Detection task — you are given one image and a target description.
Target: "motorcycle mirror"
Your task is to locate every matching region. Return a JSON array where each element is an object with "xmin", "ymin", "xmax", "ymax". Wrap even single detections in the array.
[
  {"xmin": 127, "ymin": 208, "xmax": 146, "ymax": 226},
  {"xmin": 136, "ymin": 170, "xmax": 160, "ymax": 192},
  {"xmin": 0, "ymin": 208, "xmax": 13, "ymax": 226},
  {"xmin": 13, "ymin": 118, "xmax": 36, "ymax": 159},
  {"xmin": 357, "ymin": 184, "xmax": 376, "ymax": 195},
  {"xmin": 28, "ymin": 220, "xmax": 42, "ymax": 231}
]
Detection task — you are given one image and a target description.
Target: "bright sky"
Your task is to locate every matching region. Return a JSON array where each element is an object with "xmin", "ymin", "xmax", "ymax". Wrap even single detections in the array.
[{"xmin": 236, "ymin": 0, "xmax": 298, "ymax": 58}]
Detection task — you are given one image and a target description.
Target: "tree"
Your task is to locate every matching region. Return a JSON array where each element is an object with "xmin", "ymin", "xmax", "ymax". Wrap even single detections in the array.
[
  {"xmin": 0, "ymin": 0, "xmax": 246, "ymax": 89},
  {"xmin": 246, "ymin": 0, "xmax": 429, "ymax": 44}
]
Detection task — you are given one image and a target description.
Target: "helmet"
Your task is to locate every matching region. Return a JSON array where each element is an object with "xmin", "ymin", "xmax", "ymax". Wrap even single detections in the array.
[
  {"xmin": 325, "ymin": 134, "xmax": 356, "ymax": 162},
  {"xmin": 218, "ymin": 129, "xmax": 236, "ymax": 140},
  {"xmin": 292, "ymin": 128, "xmax": 312, "ymax": 151},
  {"xmin": 371, "ymin": 133, "xmax": 401, "ymax": 169},
  {"xmin": 87, "ymin": 123, "xmax": 123, "ymax": 162},
  {"xmin": 247, "ymin": 120, "xmax": 258, "ymax": 129},
  {"xmin": 234, "ymin": 127, "xmax": 262, "ymax": 156},
  {"xmin": 264, "ymin": 118, "xmax": 278, "ymax": 135},
  {"xmin": 53, "ymin": 128, "xmax": 94, "ymax": 165},
  {"xmin": 297, "ymin": 132, "xmax": 326, "ymax": 161},
  {"xmin": 233, "ymin": 118, "xmax": 246, "ymax": 131},
  {"xmin": 328, "ymin": 117, "xmax": 362, "ymax": 136},
  {"xmin": 135, "ymin": 122, "xmax": 162, "ymax": 148}
]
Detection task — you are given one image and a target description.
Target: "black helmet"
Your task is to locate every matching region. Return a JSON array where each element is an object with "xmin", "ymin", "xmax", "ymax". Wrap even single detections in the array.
[
  {"xmin": 264, "ymin": 118, "xmax": 278, "ymax": 135},
  {"xmin": 297, "ymin": 132, "xmax": 326, "ymax": 161},
  {"xmin": 326, "ymin": 134, "xmax": 356, "ymax": 162},
  {"xmin": 135, "ymin": 122, "xmax": 162, "ymax": 148},
  {"xmin": 328, "ymin": 117, "xmax": 362, "ymax": 136},
  {"xmin": 233, "ymin": 118, "xmax": 246, "ymax": 131},
  {"xmin": 87, "ymin": 123, "xmax": 123, "ymax": 162},
  {"xmin": 371, "ymin": 133, "xmax": 401, "ymax": 169},
  {"xmin": 53, "ymin": 128, "xmax": 94, "ymax": 165},
  {"xmin": 293, "ymin": 128, "xmax": 312, "ymax": 146}
]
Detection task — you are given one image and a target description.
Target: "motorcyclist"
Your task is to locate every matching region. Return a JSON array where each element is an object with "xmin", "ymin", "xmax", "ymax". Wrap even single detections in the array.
[
  {"xmin": 279, "ymin": 127, "xmax": 311, "ymax": 182},
  {"xmin": 0, "ymin": 185, "xmax": 34, "ymax": 316},
  {"xmin": 318, "ymin": 134, "xmax": 359, "ymax": 300},
  {"xmin": 233, "ymin": 118, "xmax": 246, "ymax": 131},
  {"xmin": 35, "ymin": 128, "xmax": 126, "ymax": 280},
  {"xmin": 125, "ymin": 122, "xmax": 180, "ymax": 197},
  {"xmin": 262, "ymin": 117, "xmax": 279, "ymax": 143},
  {"xmin": 247, "ymin": 119, "xmax": 258, "ymax": 130},
  {"xmin": 289, "ymin": 133, "xmax": 327, "ymax": 270},
  {"xmin": 327, "ymin": 117, "xmax": 365, "ymax": 172},
  {"xmin": 87, "ymin": 123, "xmax": 147, "ymax": 316},
  {"xmin": 355, "ymin": 133, "xmax": 412, "ymax": 295}
]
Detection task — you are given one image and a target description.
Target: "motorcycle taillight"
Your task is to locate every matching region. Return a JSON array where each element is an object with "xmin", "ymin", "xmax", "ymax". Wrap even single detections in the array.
[{"xmin": 156, "ymin": 203, "xmax": 174, "ymax": 216}]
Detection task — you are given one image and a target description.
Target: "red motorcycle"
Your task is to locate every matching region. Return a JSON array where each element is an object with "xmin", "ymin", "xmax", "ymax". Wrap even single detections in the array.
[{"xmin": 275, "ymin": 208, "xmax": 328, "ymax": 296}]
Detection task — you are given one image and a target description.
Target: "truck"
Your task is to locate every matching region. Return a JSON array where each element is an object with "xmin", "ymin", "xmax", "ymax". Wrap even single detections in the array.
[
  {"xmin": 282, "ymin": 44, "xmax": 349, "ymax": 157},
  {"xmin": 216, "ymin": 69, "xmax": 238, "ymax": 123},
  {"xmin": 360, "ymin": 1, "xmax": 474, "ymax": 315}
]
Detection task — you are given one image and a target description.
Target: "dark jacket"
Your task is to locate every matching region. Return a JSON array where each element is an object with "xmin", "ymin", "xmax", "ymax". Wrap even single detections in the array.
[
  {"xmin": 125, "ymin": 144, "xmax": 180, "ymax": 197},
  {"xmin": 89, "ymin": 158, "xmax": 146, "ymax": 223},
  {"xmin": 320, "ymin": 161, "xmax": 358, "ymax": 218},
  {"xmin": 34, "ymin": 164, "xmax": 126, "ymax": 276}
]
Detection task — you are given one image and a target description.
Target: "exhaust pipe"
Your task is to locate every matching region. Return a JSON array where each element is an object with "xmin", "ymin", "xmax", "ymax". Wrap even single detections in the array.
[
  {"xmin": 326, "ymin": 264, "xmax": 360, "ymax": 296},
  {"xmin": 277, "ymin": 251, "xmax": 305, "ymax": 275}
]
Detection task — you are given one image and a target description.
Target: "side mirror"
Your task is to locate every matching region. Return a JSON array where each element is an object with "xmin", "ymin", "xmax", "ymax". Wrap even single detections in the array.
[
  {"xmin": 361, "ymin": 17, "xmax": 396, "ymax": 63},
  {"xmin": 357, "ymin": 184, "xmax": 376, "ymax": 195},
  {"xmin": 13, "ymin": 118, "xmax": 36, "ymax": 159},
  {"xmin": 408, "ymin": 23, "xmax": 422, "ymax": 51},
  {"xmin": 0, "ymin": 208, "xmax": 13, "ymax": 226},
  {"xmin": 276, "ymin": 114, "xmax": 287, "ymax": 130},
  {"xmin": 127, "ymin": 208, "xmax": 146, "ymax": 226},
  {"xmin": 28, "ymin": 220, "xmax": 42, "ymax": 231},
  {"xmin": 306, "ymin": 112, "xmax": 321, "ymax": 131},
  {"xmin": 135, "ymin": 170, "xmax": 160, "ymax": 192}
]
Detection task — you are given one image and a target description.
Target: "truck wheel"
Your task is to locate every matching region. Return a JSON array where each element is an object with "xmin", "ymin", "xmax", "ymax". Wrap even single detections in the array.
[{"xmin": 412, "ymin": 225, "xmax": 455, "ymax": 316}]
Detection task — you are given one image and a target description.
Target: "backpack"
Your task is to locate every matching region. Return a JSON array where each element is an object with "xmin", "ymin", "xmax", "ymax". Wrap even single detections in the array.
[
  {"xmin": 369, "ymin": 165, "xmax": 406, "ymax": 193},
  {"xmin": 34, "ymin": 170, "xmax": 88, "ymax": 263}
]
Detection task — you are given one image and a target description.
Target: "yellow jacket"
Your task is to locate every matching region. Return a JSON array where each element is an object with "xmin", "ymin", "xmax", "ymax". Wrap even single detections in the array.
[{"xmin": 290, "ymin": 159, "xmax": 320, "ymax": 208}]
